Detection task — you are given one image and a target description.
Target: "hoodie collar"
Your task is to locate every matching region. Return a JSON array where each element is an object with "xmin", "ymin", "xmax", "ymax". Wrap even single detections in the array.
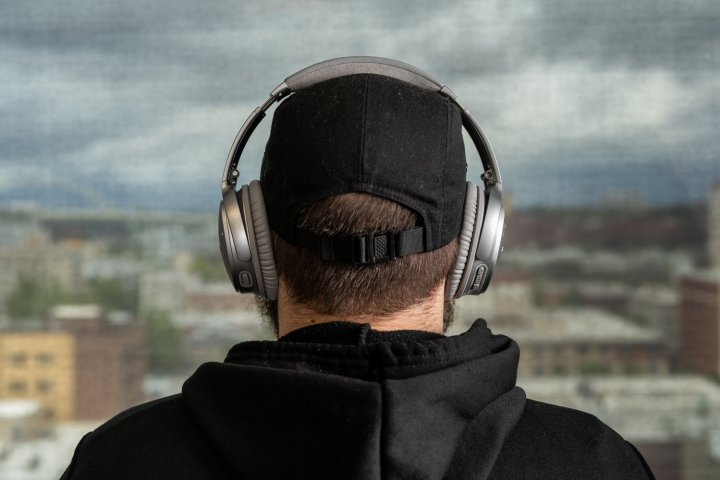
[
  {"xmin": 223, "ymin": 319, "xmax": 504, "ymax": 381},
  {"xmin": 278, "ymin": 321, "xmax": 444, "ymax": 345},
  {"xmin": 183, "ymin": 319, "xmax": 526, "ymax": 480}
]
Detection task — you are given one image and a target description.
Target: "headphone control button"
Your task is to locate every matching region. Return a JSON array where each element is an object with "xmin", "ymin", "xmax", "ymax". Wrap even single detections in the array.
[
  {"xmin": 472, "ymin": 265, "xmax": 487, "ymax": 290},
  {"xmin": 239, "ymin": 271, "xmax": 254, "ymax": 288}
]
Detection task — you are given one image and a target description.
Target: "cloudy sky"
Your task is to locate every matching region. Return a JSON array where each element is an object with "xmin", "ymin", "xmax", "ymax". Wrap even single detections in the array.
[{"xmin": 1, "ymin": 0, "xmax": 718, "ymax": 210}]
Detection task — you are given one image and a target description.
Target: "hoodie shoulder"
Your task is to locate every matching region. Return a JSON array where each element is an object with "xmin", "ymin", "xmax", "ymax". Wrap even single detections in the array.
[
  {"xmin": 489, "ymin": 399, "xmax": 655, "ymax": 480},
  {"xmin": 60, "ymin": 394, "xmax": 234, "ymax": 480}
]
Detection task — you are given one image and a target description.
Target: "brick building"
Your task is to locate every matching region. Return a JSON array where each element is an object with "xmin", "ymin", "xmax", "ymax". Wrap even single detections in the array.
[
  {"xmin": 520, "ymin": 376, "xmax": 720, "ymax": 480},
  {"xmin": 678, "ymin": 271, "xmax": 720, "ymax": 376},
  {"xmin": 183, "ymin": 282, "xmax": 257, "ymax": 313},
  {"xmin": 492, "ymin": 308, "xmax": 668, "ymax": 376},
  {"xmin": 709, "ymin": 185, "xmax": 720, "ymax": 269},
  {"xmin": 52, "ymin": 305, "xmax": 147, "ymax": 420},
  {"xmin": 0, "ymin": 305, "xmax": 147, "ymax": 421}
]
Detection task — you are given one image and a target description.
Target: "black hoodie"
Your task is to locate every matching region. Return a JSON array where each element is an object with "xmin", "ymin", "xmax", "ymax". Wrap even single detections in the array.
[{"xmin": 61, "ymin": 319, "xmax": 655, "ymax": 480}]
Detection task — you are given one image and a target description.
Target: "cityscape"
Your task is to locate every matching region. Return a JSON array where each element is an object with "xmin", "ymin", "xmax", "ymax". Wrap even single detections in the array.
[
  {"xmin": 2, "ymin": 0, "xmax": 719, "ymax": 478},
  {"xmin": 0, "ymin": 186, "xmax": 718, "ymax": 480}
]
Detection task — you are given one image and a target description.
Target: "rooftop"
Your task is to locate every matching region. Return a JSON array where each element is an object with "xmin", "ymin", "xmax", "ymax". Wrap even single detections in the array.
[
  {"xmin": 0, "ymin": 400, "xmax": 41, "ymax": 420},
  {"xmin": 681, "ymin": 268, "xmax": 720, "ymax": 283},
  {"xmin": 520, "ymin": 375, "xmax": 720, "ymax": 444},
  {"xmin": 50, "ymin": 304, "xmax": 102, "ymax": 320},
  {"xmin": 492, "ymin": 307, "xmax": 662, "ymax": 344}
]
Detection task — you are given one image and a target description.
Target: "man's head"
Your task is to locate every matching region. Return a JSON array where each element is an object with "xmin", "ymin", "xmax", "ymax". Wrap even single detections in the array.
[{"xmin": 257, "ymin": 73, "xmax": 467, "ymax": 335}]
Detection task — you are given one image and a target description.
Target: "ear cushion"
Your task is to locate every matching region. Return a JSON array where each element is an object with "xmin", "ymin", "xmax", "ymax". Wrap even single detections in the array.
[
  {"xmin": 446, "ymin": 182, "xmax": 480, "ymax": 299},
  {"xmin": 247, "ymin": 180, "xmax": 278, "ymax": 300}
]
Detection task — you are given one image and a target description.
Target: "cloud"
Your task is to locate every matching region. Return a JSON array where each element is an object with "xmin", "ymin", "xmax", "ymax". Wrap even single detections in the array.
[
  {"xmin": 452, "ymin": 63, "xmax": 717, "ymax": 161},
  {"xmin": 530, "ymin": 1, "xmax": 720, "ymax": 72},
  {"xmin": 0, "ymin": 0, "xmax": 718, "ymax": 209},
  {"xmin": 68, "ymin": 103, "xmax": 256, "ymax": 184}
]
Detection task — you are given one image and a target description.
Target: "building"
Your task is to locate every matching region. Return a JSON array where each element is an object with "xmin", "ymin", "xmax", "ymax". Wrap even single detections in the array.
[
  {"xmin": 183, "ymin": 282, "xmax": 257, "ymax": 313},
  {"xmin": 709, "ymin": 185, "xmax": 720, "ymax": 269},
  {"xmin": 0, "ymin": 226, "xmax": 84, "ymax": 318},
  {"xmin": 678, "ymin": 270, "xmax": 720, "ymax": 376},
  {"xmin": 0, "ymin": 333, "xmax": 75, "ymax": 421},
  {"xmin": 0, "ymin": 399, "xmax": 48, "ymax": 446},
  {"xmin": 179, "ymin": 282, "xmax": 270, "ymax": 364},
  {"xmin": 520, "ymin": 376, "xmax": 720, "ymax": 480},
  {"xmin": 0, "ymin": 305, "xmax": 147, "ymax": 422},
  {"xmin": 51, "ymin": 305, "xmax": 147, "ymax": 420},
  {"xmin": 453, "ymin": 272, "xmax": 535, "ymax": 328},
  {"xmin": 628, "ymin": 285, "xmax": 678, "ymax": 350},
  {"xmin": 139, "ymin": 271, "xmax": 258, "ymax": 316},
  {"xmin": 138, "ymin": 271, "xmax": 191, "ymax": 314},
  {"xmin": 490, "ymin": 308, "xmax": 668, "ymax": 377}
]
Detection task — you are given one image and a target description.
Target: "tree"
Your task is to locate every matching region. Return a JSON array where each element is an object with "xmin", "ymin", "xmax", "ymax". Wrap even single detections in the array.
[
  {"xmin": 144, "ymin": 309, "xmax": 185, "ymax": 373},
  {"xmin": 6, "ymin": 274, "xmax": 64, "ymax": 321},
  {"xmin": 191, "ymin": 254, "xmax": 228, "ymax": 282},
  {"xmin": 87, "ymin": 277, "xmax": 138, "ymax": 313}
]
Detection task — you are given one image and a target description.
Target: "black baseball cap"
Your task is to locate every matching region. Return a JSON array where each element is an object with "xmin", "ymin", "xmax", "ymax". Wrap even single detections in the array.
[{"xmin": 260, "ymin": 73, "xmax": 467, "ymax": 254}]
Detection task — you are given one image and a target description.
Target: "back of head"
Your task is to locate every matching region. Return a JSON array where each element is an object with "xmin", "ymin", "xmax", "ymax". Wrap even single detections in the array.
[
  {"xmin": 258, "ymin": 74, "xmax": 467, "ymax": 331},
  {"xmin": 264, "ymin": 193, "xmax": 459, "ymax": 331}
]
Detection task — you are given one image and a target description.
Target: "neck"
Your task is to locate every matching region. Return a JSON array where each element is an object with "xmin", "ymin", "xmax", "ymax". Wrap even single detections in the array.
[{"xmin": 277, "ymin": 280, "xmax": 446, "ymax": 337}]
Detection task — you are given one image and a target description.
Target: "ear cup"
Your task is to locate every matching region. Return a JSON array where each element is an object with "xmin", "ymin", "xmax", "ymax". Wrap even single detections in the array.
[
  {"xmin": 466, "ymin": 185, "xmax": 504, "ymax": 295},
  {"xmin": 446, "ymin": 182, "xmax": 482, "ymax": 299},
  {"xmin": 247, "ymin": 180, "xmax": 278, "ymax": 300},
  {"xmin": 219, "ymin": 188, "xmax": 255, "ymax": 293}
]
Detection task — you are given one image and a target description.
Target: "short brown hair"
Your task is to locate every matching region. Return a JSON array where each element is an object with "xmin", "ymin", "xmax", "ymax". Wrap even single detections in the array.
[{"xmin": 259, "ymin": 193, "xmax": 459, "ymax": 334}]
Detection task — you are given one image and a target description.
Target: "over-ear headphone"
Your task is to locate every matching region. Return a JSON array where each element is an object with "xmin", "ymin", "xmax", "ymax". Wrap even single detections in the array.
[{"xmin": 219, "ymin": 56, "xmax": 504, "ymax": 302}]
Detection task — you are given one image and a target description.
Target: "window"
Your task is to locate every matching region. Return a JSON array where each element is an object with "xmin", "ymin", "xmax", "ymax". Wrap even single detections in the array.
[
  {"xmin": 8, "ymin": 380, "xmax": 27, "ymax": 394},
  {"xmin": 36, "ymin": 353, "xmax": 54, "ymax": 365},
  {"xmin": 9, "ymin": 352, "xmax": 27, "ymax": 366},
  {"xmin": 37, "ymin": 380, "xmax": 54, "ymax": 393}
]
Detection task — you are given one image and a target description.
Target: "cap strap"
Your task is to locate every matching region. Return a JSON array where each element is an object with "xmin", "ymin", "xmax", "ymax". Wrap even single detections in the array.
[{"xmin": 293, "ymin": 227, "xmax": 425, "ymax": 264}]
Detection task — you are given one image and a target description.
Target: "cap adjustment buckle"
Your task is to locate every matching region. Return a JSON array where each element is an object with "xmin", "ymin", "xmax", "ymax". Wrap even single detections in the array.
[
  {"xmin": 294, "ymin": 227, "xmax": 424, "ymax": 265},
  {"xmin": 351, "ymin": 232, "xmax": 396, "ymax": 265}
]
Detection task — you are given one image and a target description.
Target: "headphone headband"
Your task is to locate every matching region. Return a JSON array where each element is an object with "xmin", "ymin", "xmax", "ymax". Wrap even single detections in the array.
[
  {"xmin": 219, "ymin": 57, "xmax": 505, "ymax": 299},
  {"xmin": 286, "ymin": 56, "xmax": 443, "ymax": 91},
  {"xmin": 221, "ymin": 56, "xmax": 501, "ymax": 195}
]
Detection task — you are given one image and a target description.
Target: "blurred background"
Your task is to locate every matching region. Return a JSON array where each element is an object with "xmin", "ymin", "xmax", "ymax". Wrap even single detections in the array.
[{"xmin": 1, "ymin": 1, "xmax": 719, "ymax": 478}]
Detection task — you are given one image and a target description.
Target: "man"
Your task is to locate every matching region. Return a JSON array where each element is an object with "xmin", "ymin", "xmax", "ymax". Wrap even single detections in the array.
[{"xmin": 61, "ymin": 60, "xmax": 655, "ymax": 479}]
